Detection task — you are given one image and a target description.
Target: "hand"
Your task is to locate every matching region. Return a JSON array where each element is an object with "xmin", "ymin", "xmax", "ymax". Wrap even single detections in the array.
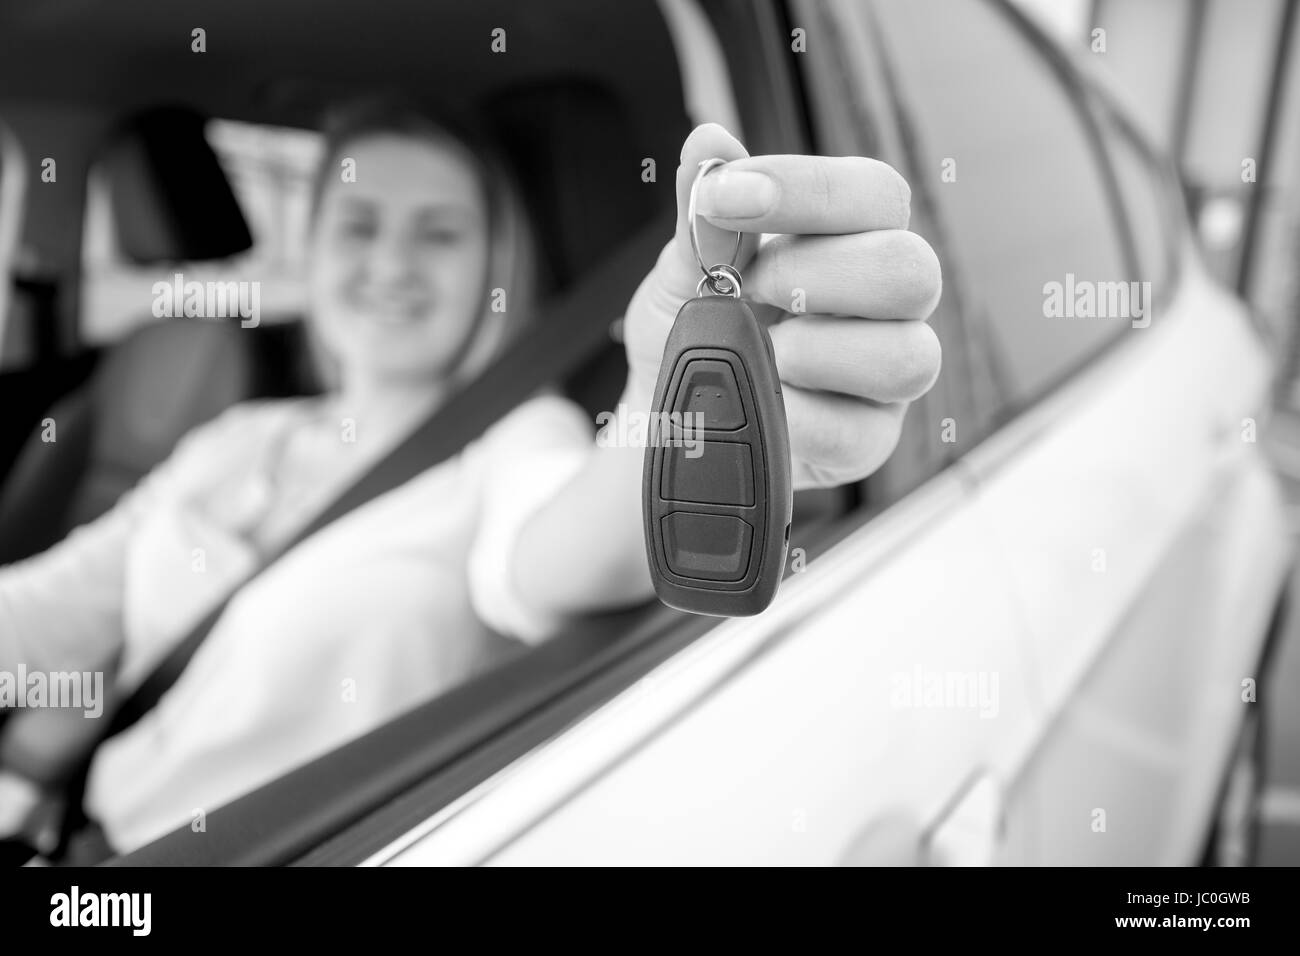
[{"xmin": 622, "ymin": 123, "xmax": 942, "ymax": 490}]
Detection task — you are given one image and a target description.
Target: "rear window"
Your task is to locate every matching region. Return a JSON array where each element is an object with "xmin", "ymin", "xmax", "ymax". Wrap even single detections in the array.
[
  {"xmin": 872, "ymin": 0, "xmax": 1137, "ymax": 413},
  {"xmin": 79, "ymin": 118, "xmax": 322, "ymax": 344}
]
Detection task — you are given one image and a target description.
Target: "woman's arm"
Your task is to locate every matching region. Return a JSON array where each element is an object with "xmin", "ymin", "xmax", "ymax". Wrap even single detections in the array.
[
  {"xmin": 0, "ymin": 401, "xmax": 263, "ymax": 678},
  {"xmin": 510, "ymin": 378, "xmax": 656, "ymax": 617},
  {"xmin": 0, "ymin": 465, "xmax": 157, "ymax": 787},
  {"xmin": 0, "ymin": 491, "xmax": 137, "ymax": 678}
]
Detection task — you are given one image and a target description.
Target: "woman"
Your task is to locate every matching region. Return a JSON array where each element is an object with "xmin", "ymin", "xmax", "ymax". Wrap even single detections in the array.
[{"xmin": 0, "ymin": 100, "xmax": 942, "ymax": 858}]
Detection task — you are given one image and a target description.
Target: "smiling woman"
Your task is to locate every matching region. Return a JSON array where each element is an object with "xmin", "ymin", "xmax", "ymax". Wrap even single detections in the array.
[
  {"xmin": 304, "ymin": 98, "xmax": 538, "ymax": 393},
  {"xmin": 0, "ymin": 97, "xmax": 600, "ymax": 858},
  {"xmin": 0, "ymin": 0, "xmax": 725, "ymax": 873}
]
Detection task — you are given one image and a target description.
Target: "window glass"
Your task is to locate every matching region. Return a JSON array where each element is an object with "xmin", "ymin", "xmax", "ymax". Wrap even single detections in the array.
[{"xmin": 872, "ymin": 0, "xmax": 1137, "ymax": 409}]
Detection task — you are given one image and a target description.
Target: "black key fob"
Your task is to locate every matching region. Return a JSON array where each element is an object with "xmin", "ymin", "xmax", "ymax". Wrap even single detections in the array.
[{"xmin": 642, "ymin": 292, "xmax": 793, "ymax": 616}]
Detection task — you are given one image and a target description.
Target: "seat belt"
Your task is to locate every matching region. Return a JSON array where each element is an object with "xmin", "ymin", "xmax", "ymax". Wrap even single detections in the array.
[{"xmin": 106, "ymin": 210, "xmax": 671, "ymax": 740}]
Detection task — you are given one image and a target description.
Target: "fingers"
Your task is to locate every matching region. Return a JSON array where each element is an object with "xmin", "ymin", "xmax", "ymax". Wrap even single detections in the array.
[
  {"xmin": 782, "ymin": 386, "xmax": 907, "ymax": 489},
  {"xmin": 769, "ymin": 315, "xmax": 941, "ymax": 403},
  {"xmin": 662, "ymin": 125, "xmax": 937, "ymax": 322},
  {"xmin": 747, "ymin": 231, "xmax": 943, "ymax": 320},
  {"xmin": 648, "ymin": 125, "xmax": 939, "ymax": 495},
  {"xmin": 696, "ymin": 154, "xmax": 912, "ymax": 235}
]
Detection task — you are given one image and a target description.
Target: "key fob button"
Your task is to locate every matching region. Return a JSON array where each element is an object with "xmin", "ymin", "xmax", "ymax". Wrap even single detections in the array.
[
  {"xmin": 674, "ymin": 359, "xmax": 746, "ymax": 430},
  {"xmin": 661, "ymin": 513, "xmax": 754, "ymax": 582},
  {"xmin": 661, "ymin": 441, "xmax": 754, "ymax": 507}
]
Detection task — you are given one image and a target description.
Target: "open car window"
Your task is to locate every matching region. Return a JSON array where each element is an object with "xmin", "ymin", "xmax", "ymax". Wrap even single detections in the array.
[{"xmin": 108, "ymin": 0, "xmax": 820, "ymax": 867}]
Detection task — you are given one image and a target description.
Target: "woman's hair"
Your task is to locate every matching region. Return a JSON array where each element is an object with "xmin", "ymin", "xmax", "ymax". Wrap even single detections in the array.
[{"xmin": 305, "ymin": 95, "xmax": 539, "ymax": 390}]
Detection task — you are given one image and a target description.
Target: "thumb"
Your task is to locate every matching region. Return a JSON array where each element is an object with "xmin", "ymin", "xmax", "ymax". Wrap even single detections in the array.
[
  {"xmin": 622, "ymin": 124, "xmax": 758, "ymax": 405},
  {"xmin": 660, "ymin": 123, "xmax": 758, "ymax": 300}
]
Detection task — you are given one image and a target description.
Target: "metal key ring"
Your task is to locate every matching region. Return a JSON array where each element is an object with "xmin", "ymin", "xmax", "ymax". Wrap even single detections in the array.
[
  {"xmin": 696, "ymin": 262, "xmax": 742, "ymax": 299},
  {"xmin": 688, "ymin": 158, "xmax": 743, "ymax": 293}
]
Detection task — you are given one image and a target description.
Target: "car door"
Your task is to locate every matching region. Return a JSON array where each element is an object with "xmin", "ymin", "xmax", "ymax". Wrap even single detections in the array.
[
  {"xmin": 865, "ymin": 0, "xmax": 1292, "ymax": 864},
  {"xmin": 373, "ymin": 469, "xmax": 1038, "ymax": 866}
]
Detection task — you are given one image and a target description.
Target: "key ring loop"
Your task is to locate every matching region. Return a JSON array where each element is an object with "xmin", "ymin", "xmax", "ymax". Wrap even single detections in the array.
[
  {"xmin": 696, "ymin": 263, "xmax": 743, "ymax": 298},
  {"xmin": 688, "ymin": 157, "xmax": 743, "ymax": 290}
]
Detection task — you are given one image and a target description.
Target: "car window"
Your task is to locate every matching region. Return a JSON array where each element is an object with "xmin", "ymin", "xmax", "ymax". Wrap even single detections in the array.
[
  {"xmin": 79, "ymin": 118, "xmax": 321, "ymax": 344},
  {"xmin": 869, "ymin": 0, "xmax": 1138, "ymax": 415}
]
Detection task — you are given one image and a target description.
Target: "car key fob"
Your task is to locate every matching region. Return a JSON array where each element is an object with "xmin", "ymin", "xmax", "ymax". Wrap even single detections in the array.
[{"xmin": 642, "ymin": 291, "xmax": 793, "ymax": 616}]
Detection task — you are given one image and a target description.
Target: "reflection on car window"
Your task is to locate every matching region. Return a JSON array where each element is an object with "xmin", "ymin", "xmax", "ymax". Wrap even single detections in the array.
[
  {"xmin": 872, "ymin": 0, "xmax": 1135, "ymax": 412},
  {"xmin": 80, "ymin": 119, "xmax": 321, "ymax": 344}
]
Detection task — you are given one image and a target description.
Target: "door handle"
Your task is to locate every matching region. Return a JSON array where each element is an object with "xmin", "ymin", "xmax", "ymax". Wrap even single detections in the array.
[
  {"xmin": 837, "ymin": 771, "xmax": 1005, "ymax": 867},
  {"xmin": 921, "ymin": 770, "xmax": 1004, "ymax": 866},
  {"xmin": 837, "ymin": 809, "xmax": 926, "ymax": 866}
]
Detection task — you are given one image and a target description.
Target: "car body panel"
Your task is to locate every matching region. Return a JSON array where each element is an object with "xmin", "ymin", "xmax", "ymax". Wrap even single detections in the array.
[{"xmin": 964, "ymin": 238, "xmax": 1291, "ymax": 863}]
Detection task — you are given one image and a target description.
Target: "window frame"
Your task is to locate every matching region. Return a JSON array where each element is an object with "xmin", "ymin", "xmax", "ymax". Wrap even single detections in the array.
[{"xmin": 0, "ymin": 117, "xmax": 30, "ymax": 365}]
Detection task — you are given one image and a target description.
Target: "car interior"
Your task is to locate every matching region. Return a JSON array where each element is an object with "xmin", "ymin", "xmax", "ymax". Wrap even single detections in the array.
[{"xmin": 0, "ymin": 0, "xmax": 929, "ymax": 863}]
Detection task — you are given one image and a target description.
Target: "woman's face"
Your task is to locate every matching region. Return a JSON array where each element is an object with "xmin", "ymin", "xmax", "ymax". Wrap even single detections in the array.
[{"xmin": 308, "ymin": 133, "xmax": 491, "ymax": 386}]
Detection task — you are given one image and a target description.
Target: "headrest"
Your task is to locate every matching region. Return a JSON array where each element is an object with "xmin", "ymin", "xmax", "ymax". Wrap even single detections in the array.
[
  {"xmin": 100, "ymin": 105, "xmax": 254, "ymax": 264},
  {"xmin": 488, "ymin": 81, "xmax": 672, "ymax": 295}
]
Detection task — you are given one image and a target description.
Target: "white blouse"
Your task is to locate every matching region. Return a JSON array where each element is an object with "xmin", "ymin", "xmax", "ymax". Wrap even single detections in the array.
[{"xmin": 0, "ymin": 391, "xmax": 593, "ymax": 853}]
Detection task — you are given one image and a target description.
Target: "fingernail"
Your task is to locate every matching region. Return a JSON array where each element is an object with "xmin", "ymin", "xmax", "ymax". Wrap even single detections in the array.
[{"xmin": 698, "ymin": 170, "xmax": 779, "ymax": 219}]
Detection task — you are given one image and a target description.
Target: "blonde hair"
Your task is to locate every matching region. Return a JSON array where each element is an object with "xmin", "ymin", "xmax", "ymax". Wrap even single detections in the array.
[{"xmin": 305, "ymin": 97, "xmax": 539, "ymax": 391}]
